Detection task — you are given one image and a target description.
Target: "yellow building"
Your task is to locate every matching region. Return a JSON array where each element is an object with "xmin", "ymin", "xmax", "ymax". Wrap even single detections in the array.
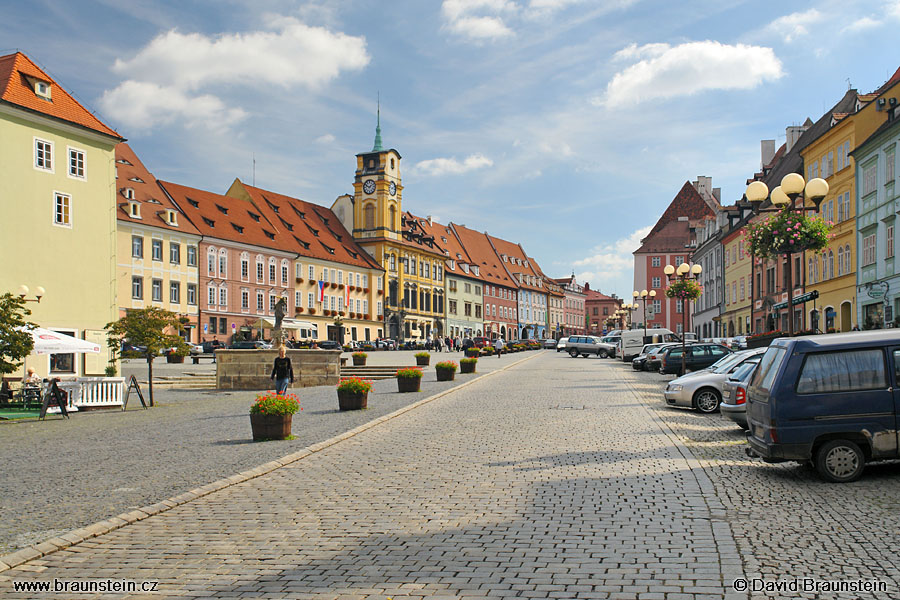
[
  {"xmin": 720, "ymin": 225, "xmax": 752, "ymax": 336},
  {"xmin": 332, "ymin": 115, "xmax": 447, "ymax": 341},
  {"xmin": 115, "ymin": 144, "xmax": 201, "ymax": 341},
  {"xmin": 0, "ymin": 52, "xmax": 123, "ymax": 377},
  {"xmin": 801, "ymin": 82, "xmax": 899, "ymax": 331}
]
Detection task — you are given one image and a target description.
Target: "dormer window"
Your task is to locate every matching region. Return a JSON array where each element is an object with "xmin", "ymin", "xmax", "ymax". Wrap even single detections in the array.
[
  {"xmin": 123, "ymin": 187, "xmax": 135, "ymax": 200},
  {"xmin": 165, "ymin": 209, "xmax": 178, "ymax": 226},
  {"xmin": 472, "ymin": 266, "xmax": 480, "ymax": 276},
  {"xmin": 34, "ymin": 80, "xmax": 51, "ymax": 100},
  {"xmin": 128, "ymin": 201, "xmax": 141, "ymax": 219}
]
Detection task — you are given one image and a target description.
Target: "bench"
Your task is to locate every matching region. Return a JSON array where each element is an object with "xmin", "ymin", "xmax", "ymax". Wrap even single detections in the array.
[{"xmin": 191, "ymin": 354, "xmax": 217, "ymax": 364}]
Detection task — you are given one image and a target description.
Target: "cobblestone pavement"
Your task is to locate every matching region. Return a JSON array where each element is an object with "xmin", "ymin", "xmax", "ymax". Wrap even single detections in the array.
[
  {"xmin": 0, "ymin": 351, "xmax": 525, "ymax": 555},
  {"xmin": 3, "ymin": 351, "xmax": 745, "ymax": 599},
  {"xmin": 620, "ymin": 361, "xmax": 900, "ymax": 600}
]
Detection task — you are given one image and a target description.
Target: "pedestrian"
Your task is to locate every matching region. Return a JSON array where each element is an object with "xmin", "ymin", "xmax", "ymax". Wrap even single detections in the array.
[
  {"xmin": 270, "ymin": 345, "xmax": 294, "ymax": 395},
  {"xmin": 493, "ymin": 337, "xmax": 504, "ymax": 358}
]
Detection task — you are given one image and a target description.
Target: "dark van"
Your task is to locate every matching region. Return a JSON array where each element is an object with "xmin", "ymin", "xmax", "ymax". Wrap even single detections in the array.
[{"xmin": 745, "ymin": 330, "xmax": 900, "ymax": 482}]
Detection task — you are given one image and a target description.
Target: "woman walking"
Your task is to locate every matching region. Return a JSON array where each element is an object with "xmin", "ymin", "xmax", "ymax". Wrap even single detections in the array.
[{"xmin": 270, "ymin": 346, "xmax": 294, "ymax": 394}]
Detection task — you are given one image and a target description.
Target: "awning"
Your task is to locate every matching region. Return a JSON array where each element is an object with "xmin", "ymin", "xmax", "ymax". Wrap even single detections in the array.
[
  {"xmin": 28, "ymin": 327, "xmax": 101, "ymax": 355},
  {"xmin": 251, "ymin": 318, "xmax": 317, "ymax": 331}
]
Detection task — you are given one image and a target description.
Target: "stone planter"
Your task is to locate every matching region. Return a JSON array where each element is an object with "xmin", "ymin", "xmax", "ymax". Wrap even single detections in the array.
[
  {"xmin": 352, "ymin": 357, "xmax": 367, "ymax": 366},
  {"xmin": 436, "ymin": 369, "xmax": 456, "ymax": 382},
  {"xmin": 250, "ymin": 413, "xmax": 293, "ymax": 441},
  {"xmin": 460, "ymin": 361, "xmax": 476, "ymax": 374},
  {"xmin": 397, "ymin": 377, "xmax": 421, "ymax": 393},
  {"xmin": 416, "ymin": 356, "xmax": 430, "ymax": 366},
  {"xmin": 337, "ymin": 390, "xmax": 368, "ymax": 410},
  {"xmin": 166, "ymin": 354, "xmax": 185, "ymax": 364},
  {"xmin": 464, "ymin": 349, "xmax": 479, "ymax": 358}
]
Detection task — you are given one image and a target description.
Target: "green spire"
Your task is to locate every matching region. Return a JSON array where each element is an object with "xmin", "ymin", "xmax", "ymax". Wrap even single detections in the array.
[{"xmin": 372, "ymin": 94, "xmax": 384, "ymax": 152}]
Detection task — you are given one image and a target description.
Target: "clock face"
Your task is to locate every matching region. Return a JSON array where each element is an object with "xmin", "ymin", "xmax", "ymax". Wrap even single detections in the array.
[
  {"xmin": 363, "ymin": 179, "xmax": 375, "ymax": 194},
  {"xmin": 389, "ymin": 181, "xmax": 397, "ymax": 196}
]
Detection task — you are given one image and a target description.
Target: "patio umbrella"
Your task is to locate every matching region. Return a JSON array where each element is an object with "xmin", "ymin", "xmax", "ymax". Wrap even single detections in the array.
[{"xmin": 28, "ymin": 328, "xmax": 101, "ymax": 355}]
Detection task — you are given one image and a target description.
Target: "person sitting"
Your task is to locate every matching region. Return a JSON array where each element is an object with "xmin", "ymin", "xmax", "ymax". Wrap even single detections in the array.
[{"xmin": 23, "ymin": 368, "xmax": 41, "ymax": 386}]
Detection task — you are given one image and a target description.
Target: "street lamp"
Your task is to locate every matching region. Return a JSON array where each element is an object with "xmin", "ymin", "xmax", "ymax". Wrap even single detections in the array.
[
  {"xmin": 633, "ymin": 289, "xmax": 657, "ymax": 339},
  {"xmin": 17, "ymin": 285, "xmax": 45, "ymax": 303},
  {"xmin": 745, "ymin": 174, "xmax": 829, "ymax": 336},
  {"xmin": 664, "ymin": 263, "xmax": 702, "ymax": 375},
  {"xmin": 622, "ymin": 303, "xmax": 637, "ymax": 330}
]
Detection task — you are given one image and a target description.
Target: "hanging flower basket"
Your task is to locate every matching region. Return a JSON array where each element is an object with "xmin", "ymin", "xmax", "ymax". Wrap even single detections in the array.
[
  {"xmin": 665, "ymin": 279, "xmax": 703, "ymax": 301},
  {"xmin": 745, "ymin": 207, "xmax": 832, "ymax": 259},
  {"xmin": 308, "ymin": 308, "xmax": 316, "ymax": 315}
]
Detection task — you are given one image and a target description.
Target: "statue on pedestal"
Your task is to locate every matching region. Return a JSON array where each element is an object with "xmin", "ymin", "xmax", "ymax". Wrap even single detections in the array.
[{"xmin": 273, "ymin": 298, "xmax": 287, "ymax": 346}]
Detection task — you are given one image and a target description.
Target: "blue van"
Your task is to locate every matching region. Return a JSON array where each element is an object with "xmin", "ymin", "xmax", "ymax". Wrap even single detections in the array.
[{"xmin": 745, "ymin": 330, "xmax": 900, "ymax": 482}]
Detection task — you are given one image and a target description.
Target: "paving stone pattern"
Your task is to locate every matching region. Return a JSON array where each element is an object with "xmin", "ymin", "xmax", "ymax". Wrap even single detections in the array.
[
  {"xmin": 3, "ymin": 352, "xmax": 743, "ymax": 599},
  {"xmin": 622, "ymin": 363, "xmax": 900, "ymax": 600},
  {"xmin": 0, "ymin": 351, "xmax": 518, "ymax": 555}
]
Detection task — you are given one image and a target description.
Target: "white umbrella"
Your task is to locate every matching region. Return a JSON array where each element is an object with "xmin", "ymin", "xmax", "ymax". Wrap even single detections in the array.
[{"xmin": 29, "ymin": 328, "xmax": 101, "ymax": 355}]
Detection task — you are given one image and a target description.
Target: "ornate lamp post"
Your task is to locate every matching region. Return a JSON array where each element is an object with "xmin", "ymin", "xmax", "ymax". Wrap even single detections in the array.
[
  {"xmin": 621, "ymin": 304, "xmax": 636, "ymax": 330},
  {"xmin": 745, "ymin": 174, "xmax": 829, "ymax": 337},
  {"xmin": 633, "ymin": 290, "xmax": 657, "ymax": 339},
  {"xmin": 17, "ymin": 285, "xmax": 45, "ymax": 303},
  {"xmin": 664, "ymin": 262, "xmax": 702, "ymax": 375}
]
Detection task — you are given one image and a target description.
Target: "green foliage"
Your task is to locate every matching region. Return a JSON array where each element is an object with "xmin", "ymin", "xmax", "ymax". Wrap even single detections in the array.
[
  {"xmin": 105, "ymin": 307, "xmax": 188, "ymax": 362},
  {"xmin": 0, "ymin": 293, "xmax": 36, "ymax": 375},
  {"xmin": 396, "ymin": 367, "xmax": 424, "ymax": 379},
  {"xmin": 435, "ymin": 361, "xmax": 458, "ymax": 372},
  {"xmin": 352, "ymin": 352, "xmax": 368, "ymax": 359},
  {"xmin": 250, "ymin": 391, "xmax": 301, "ymax": 415},
  {"xmin": 745, "ymin": 207, "xmax": 832, "ymax": 259},
  {"xmin": 665, "ymin": 278, "xmax": 703, "ymax": 301},
  {"xmin": 414, "ymin": 351, "xmax": 430, "ymax": 359},
  {"xmin": 336, "ymin": 377, "xmax": 373, "ymax": 393},
  {"xmin": 104, "ymin": 365, "xmax": 117, "ymax": 377},
  {"xmin": 460, "ymin": 357, "xmax": 478, "ymax": 365}
]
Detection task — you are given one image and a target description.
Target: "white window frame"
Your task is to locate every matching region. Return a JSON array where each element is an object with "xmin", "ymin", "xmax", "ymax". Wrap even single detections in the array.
[
  {"xmin": 132, "ymin": 235, "xmax": 143, "ymax": 258},
  {"xmin": 862, "ymin": 234, "xmax": 876, "ymax": 266},
  {"xmin": 66, "ymin": 146, "xmax": 86, "ymax": 180},
  {"xmin": 187, "ymin": 284, "xmax": 197, "ymax": 306},
  {"xmin": 219, "ymin": 286, "xmax": 227, "ymax": 309},
  {"xmin": 34, "ymin": 138, "xmax": 54, "ymax": 172},
  {"xmin": 151, "ymin": 238, "xmax": 163, "ymax": 261},
  {"xmin": 131, "ymin": 276, "xmax": 143, "ymax": 299},
  {"xmin": 151, "ymin": 279, "xmax": 163, "ymax": 303},
  {"xmin": 887, "ymin": 226, "xmax": 895, "ymax": 259},
  {"xmin": 208, "ymin": 286, "xmax": 217, "ymax": 306},
  {"xmin": 53, "ymin": 192, "xmax": 72, "ymax": 228},
  {"xmin": 170, "ymin": 281, "xmax": 181, "ymax": 304},
  {"xmin": 218, "ymin": 249, "xmax": 227, "ymax": 278}
]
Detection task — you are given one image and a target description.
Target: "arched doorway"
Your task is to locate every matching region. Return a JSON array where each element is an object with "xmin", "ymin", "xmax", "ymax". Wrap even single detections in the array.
[
  {"xmin": 500, "ymin": 326, "xmax": 506, "ymax": 340},
  {"xmin": 728, "ymin": 321, "xmax": 735, "ymax": 337},
  {"xmin": 824, "ymin": 306, "xmax": 835, "ymax": 331},
  {"xmin": 388, "ymin": 314, "xmax": 400, "ymax": 341},
  {"xmin": 840, "ymin": 301, "xmax": 852, "ymax": 332}
]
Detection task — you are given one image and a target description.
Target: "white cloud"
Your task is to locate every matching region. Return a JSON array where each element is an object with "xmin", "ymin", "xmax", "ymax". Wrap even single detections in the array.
[
  {"xmin": 612, "ymin": 42, "xmax": 669, "ymax": 62},
  {"xmin": 441, "ymin": 0, "xmax": 517, "ymax": 41},
  {"xmin": 100, "ymin": 17, "xmax": 369, "ymax": 130},
  {"xmin": 763, "ymin": 9, "xmax": 824, "ymax": 43},
  {"xmin": 571, "ymin": 225, "xmax": 651, "ymax": 296},
  {"xmin": 599, "ymin": 41, "xmax": 783, "ymax": 109},
  {"xmin": 98, "ymin": 81, "xmax": 246, "ymax": 132},
  {"xmin": 315, "ymin": 133, "xmax": 336, "ymax": 144},
  {"xmin": 842, "ymin": 16, "xmax": 881, "ymax": 33},
  {"xmin": 414, "ymin": 153, "xmax": 494, "ymax": 176}
]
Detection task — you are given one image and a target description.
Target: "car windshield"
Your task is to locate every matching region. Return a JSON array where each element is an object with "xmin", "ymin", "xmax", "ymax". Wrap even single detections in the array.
[
  {"xmin": 729, "ymin": 360, "xmax": 758, "ymax": 382},
  {"xmin": 709, "ymin": 350, "xmax": 745, "ymax": 373}
]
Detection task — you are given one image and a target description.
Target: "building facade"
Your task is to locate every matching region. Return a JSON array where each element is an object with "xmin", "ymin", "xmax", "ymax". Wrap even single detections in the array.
[
  {"xmin": 554, "ymin": 275, "xmax": 586, "ymax": 337},
  {"xmin": 583, "ymin": 283, "xmax": 622, "ymax": 335},
  {"xmin": 690, "ymin": 211, "xmax": 725, "ymax": 339},
  {"xmin": 0, "ymin": 52, "xmax": 123, "ymax": 378},
  {"xmin": 427, "ymin": 220, "xmax": 485, "ymax": 339},
  {"xmin": 487, "ymin": 235, "xmax": 547, "ymax": 339}
]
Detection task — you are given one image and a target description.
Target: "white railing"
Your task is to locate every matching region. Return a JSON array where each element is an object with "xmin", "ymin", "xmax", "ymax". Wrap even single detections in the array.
[{"xmin": 75, "ymin": 377, "xmax": 125, "ymax": 408}]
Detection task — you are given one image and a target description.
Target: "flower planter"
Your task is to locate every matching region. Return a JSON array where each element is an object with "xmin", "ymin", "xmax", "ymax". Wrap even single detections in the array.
[
  {"xmin": 460, "ymin": 361, "xmax": 476, "ymax": 374},
  {"xmin": 166, "ymin": 354, "xmax": 185, "ymax": 363},
  {"xmin": 250, "ymin": 413, "xmax": 293, "ymax": 441},
  {"xmin": 465, "ymin": 349, "xmax": 480, "ymax": 358},
  {"xmin": 337, "ymin": 389, "xmax": 368, "ymax": 410},
  {"xmin": 397, "ymin": 377, "xmax": 421, "ymax": 392},
  {"xmin": 436, "ymin": 369, "xmax": 455, "ymax": 381},
  {"xmin": 416, "ymin": 356, "xmax": 430, "ymax": 366},
  {"xmin": 353, "ymin": 356, "xmax": 367, "ymax": 366}
]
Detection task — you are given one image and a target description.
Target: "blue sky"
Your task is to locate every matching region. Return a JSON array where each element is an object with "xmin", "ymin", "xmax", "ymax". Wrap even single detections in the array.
[{"xmin": 5, "ymin": 0, "xmax": 899, "ymax": 299}]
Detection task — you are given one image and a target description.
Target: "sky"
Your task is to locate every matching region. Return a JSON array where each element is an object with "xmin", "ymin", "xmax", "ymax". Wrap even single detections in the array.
[{"xmin": 5, "ymin": 0, "xmax": 900, "ymax": 300}]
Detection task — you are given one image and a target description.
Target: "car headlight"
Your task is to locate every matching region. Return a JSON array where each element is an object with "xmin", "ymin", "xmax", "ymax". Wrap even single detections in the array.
[{"xmin": 668, "ymin": 384, "xmax": 682, "ymax": 392}]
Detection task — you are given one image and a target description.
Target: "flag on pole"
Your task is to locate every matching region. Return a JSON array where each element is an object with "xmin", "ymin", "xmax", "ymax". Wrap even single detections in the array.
[
  {"xmin": 344, "ymin": 283, "xmax": 350, "ymax": 307},
  {"xmin": 318, "ymin": 280, "xmax": 325, "ymax": 302}
]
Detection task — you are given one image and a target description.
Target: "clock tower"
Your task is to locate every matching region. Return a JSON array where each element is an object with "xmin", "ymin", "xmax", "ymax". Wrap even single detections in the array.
[{"xmin": 352, "ymin": 104, "xmax": 402, "ymax": 240}]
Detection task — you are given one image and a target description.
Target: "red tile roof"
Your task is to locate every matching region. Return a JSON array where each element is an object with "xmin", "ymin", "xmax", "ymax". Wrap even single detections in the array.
[
  {"xmin": 449, "ymin": 223, "xmax": 518, "ymax": 288},
  {"xmin": 486, "ymin": 234, "xmax": 545, "ymax": 293},
  {"xmin": 634, "ymin": 219, "xmax": 692, "ymax": 254},
  {"xmin": 229, "ymin": 180, "xmax": 383, "ymax": 272},
  {"xmin": 0, "ymin": 52, "xmax": 121, "ymax": 139},
  {"xmin": 645, "ymin": 181, "xmax": 716, "ymax": 239},
  {"xmin": 413, "ymin": 216, "xmax": 486, "ymax": 282},
  {"xmin": 115, "ymin": 143, "xmax": 200, "ymax": 235}
]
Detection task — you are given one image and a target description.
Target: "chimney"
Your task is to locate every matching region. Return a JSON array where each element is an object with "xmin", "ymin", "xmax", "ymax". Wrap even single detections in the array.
[
  {"xmin": 693, "ymin": 175, "xmax": 712, "ymax": 196},
  {"xmin": 583, "ymin": 282, "xmax": 591, "ymax": 292},
  {"xmin": 760, "ymin": 139, "xmax": 776, "ymax": 168},
  {"xmin": 713, "ymin": 187, "xmax": 721, "ymax": 203},
  {"xmin": 785, "ymin": 122, "xmax": 810, "ymax": 153}
]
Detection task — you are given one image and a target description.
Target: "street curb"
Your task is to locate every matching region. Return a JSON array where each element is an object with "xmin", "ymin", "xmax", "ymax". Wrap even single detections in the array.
[{"xmin": 0, "ymin": 351, "xmax": 540, "ymax": 574}]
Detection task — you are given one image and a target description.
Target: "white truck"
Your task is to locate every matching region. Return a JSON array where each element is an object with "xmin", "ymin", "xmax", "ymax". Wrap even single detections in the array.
[{"xmin": 619, "ymin": 328, "xmax": 680, "ymax": 362}]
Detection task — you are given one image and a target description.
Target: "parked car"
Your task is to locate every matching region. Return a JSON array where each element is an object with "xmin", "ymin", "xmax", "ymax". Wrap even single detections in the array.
[
  {"xmin": 720, "ymin": 360, "xmax": 760, "ymax": 429},
  {"xmin": 619, "ymin": 328, "xmax": 678, "ymax": 362},
  {"xmin": 732, "ymin": 336, "xmax": 748, "ymax": 350},
  {"xmin": 231, "ymin": 341, "xmax": 269, "ymax": 350},
  {"xmin": 187, "ymin": 342, "xmax": 204, "ymax": 356},
  {"xmin": 745, "ymin": 330, "xmax": 900, "ymax": 483},
  {"xmin": 316, "ymin": 340, "xmax": 342, "ymax": 350},
  {"xmin": 200, "ymin": 340, "xmax": 225, "ymax": 354},
  {"xmin": 566, "ymin": 335, "xmax": 617, "ymax": 358},
  {"xmin": 631, "ymin": 343, "xmax": 668, "ymax": 371},
  {"xmin": 645, "ymin": 342, "xmax": 682, "ymax": 372},
  {"xmin": 374, "ymin": 338, "xmax": 396, "ymax": 349},
  {"xmin": 472, "ymin": 337, "xmax": 491, "ymax": 348},
  {"xmin": 556, "ymin": 337, "xmax": 569, "ymax": 352},
  {"xmin": 662, "ymin": 349, "xmax": 764, "ymax": 413},
  {"xmin": 541, "ymin": 338, "xmax": 558, "ymax": 349},
  {"xmin": 659, "ymin": 343, "xmax": 732, "ymax": 376}
]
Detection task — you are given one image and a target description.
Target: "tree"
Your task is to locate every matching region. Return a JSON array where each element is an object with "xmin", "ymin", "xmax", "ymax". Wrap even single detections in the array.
[
  {"xmin": 0, "ymin": 293, "xmax": 36, "ymax": 375},
  {"xmin": 105, "ymin": 307, "xmax": 189, "ymax": 406}
]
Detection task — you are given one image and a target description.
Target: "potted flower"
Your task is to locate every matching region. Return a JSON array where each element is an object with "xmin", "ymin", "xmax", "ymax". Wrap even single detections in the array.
[
  {"xmin": 460, "ymin": 357, "xmax": 477, "ymax": 374},
  {"xmin": 352, "ymin": 351, "xmax": 367, "ymax": 366},
  {"xmin": 415, "ymin": 351, "xmax": 430, "ymax": 366},
  {"xmin": 665, "ymin": 278, "xmax": 702, "ymax": 302},
  {"xmin": 435, "ymin": 361, "xmax": 458, "ymax": 381},
  {"xmin": 396, "ymin": 367, "xmax": 423, "ymax": 392},
  {"xmin": 249, "ymin": 391, "xmax": 301, "ymax": 441},
  {"xmin": 166, "ymin": 345, "xmax": 189, "ymax": 363},
  {"xmin": 465, "ymin": 347, "xmax": 480, "ymax": 358},
  {"xmin": 745, "ymin": 207, "xmax": 832, "ymax": 259},
  {"xmin": 336, "ymin": 377, "xmax": 372, "ymax": 410}
]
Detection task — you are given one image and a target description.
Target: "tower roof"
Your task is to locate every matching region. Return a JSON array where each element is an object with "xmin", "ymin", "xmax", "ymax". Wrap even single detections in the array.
[{"xmin": 372, "ymin": 98, "xmax": 384, "ymax": 152}]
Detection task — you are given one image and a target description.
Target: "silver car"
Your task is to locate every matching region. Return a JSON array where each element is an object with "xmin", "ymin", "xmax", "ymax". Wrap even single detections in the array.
[
  {"xmin": 720, "ymin": 360, "xmax": 759, "ymax": 429},
  {"xmin": 556, "ymin": 337, "xmax": 569, "ymax": 352},
  {"xmin": 663, "ymin": 348, "xmax": 765, "ymax": 413}
]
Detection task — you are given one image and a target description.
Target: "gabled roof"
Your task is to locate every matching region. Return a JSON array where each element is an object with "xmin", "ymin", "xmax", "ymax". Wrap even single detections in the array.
[
  {"xmin": 115, "ymin": 143, "xmax": 199, "ymax": 235},
  {"xmin": 449, "ymin": 223, "xmax": 518, "ymax": 289},
  {"xmin": 159, "ymin": 180, "xmax": 292, "ymax": 253},
  {"xmin": 0, "ymin": 52, "xmax": 121, "ymax": 139},
  {"xmin": 228, "ymin": 180, "xmax": 383, "ymax": 271},
  {"xmin": 634, "ymin": 219, "xmax": 692, "ymax": 254},
  {"xmin": 585, "ymin": 288, "xmax": 619, "ymax": 302},
  {"xmin": 414, "ymin": 216, "xmax": 485, "ymax": 281},
  {"xmin": 486, "ymin": 234, "xmax": 544, "ymax": 293},
  {"xmin": 645, "ymin": 181, "xmax": 716, "ymax": 239},
  {"xmin": 400, "ymin": 211, "xmax": 445, "ymax": 255}
]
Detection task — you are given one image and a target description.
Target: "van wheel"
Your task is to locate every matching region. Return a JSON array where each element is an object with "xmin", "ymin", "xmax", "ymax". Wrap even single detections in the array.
[
  {"xmin": 598, "ymin": 350, "xmax": 608, "ymax": 358},
  {"xmin": 693, "ymin": 388, "xmax": 721, "ymax": 414},
  {"xmin": 815, "ymin": 440, "xmax": 865, "ymax": 483},
  {"xmin": 569, "ymin": 349, "xmax": 578, "ymax": 358}
]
